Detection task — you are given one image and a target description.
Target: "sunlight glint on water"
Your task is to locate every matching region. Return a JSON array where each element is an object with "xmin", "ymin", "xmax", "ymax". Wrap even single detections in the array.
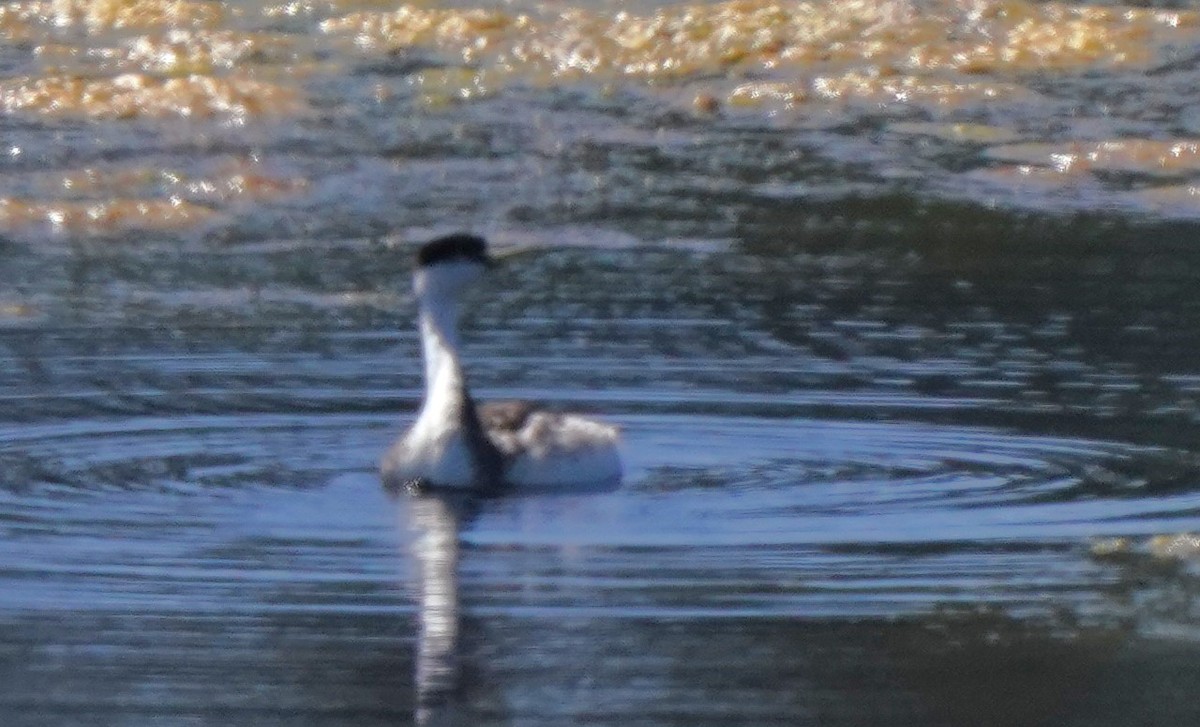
[{"xmin": 4, "ymin": 0, "xmax": 1200, "ymax": 723}]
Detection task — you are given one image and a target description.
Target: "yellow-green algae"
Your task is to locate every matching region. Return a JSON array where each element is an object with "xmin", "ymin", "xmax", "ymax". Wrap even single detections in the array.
[
  {"xmin": 1092, "ymin": 533, "xmax": 1200, "ymax": 563},
  {"xmin": 0, "ymin": 159, "xmax": 306, "ymax": 236},
  {"xmin": 0, "ymin": 0, "xmax": 298, "ymax": 120},
  {"xmin": 987, "ymin": 140, "xmax": 1200, "ymax": 176},
  {"xmin": 2, "ymin": 0, "xmax": 1197, "ymax": 121},
  {"xmin": 0, "ymin": 0, "xmax": 225, "ymax": 39},
  {"xmin": 0, "ymin": 301, "xmax": 38, "ymax": 320},
  {"xmin": 2, "ymin": 0, "xmax": 1200, "ymax": 234},
  {"xmin": 34, "ymin": 30, "xmax": 300, "ymax": 77},
  {"xmin": 0, "ymin": 0, "xmax": 1196, "ymax": 124},
  {"xmin": 320, "ymin": 0, "xmax": 1197, "ymax": 105},
  {"xmin": 0, "ymin": 197, "xmax": 216, "ymax": 234},
  {"xmin": 321, "ymin": 1, "xmax": 1196, "ymax": 76},
  {"xmin": 889, "ymin": 122, "xmax": 1022, "ymax": 144},
  {"xmin": 0, "ymin": 73, "xmax": 301, "ymax": 119}
]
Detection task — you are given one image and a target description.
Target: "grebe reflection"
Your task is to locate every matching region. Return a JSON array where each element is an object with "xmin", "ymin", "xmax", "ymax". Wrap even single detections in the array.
[{"xmin": 407, "ymin": 490, "xmax": 474, "ymax": 725}]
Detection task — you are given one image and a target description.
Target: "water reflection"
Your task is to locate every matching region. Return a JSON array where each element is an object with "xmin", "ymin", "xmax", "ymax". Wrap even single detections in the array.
[
  {"xmin": 404, "ymin": 488, "xmax": 475, "ymax": 727},
  {"xmin": 389, "ymin": 478, "xmax": 1177, "ymax": 727},
  {"xmin": 400, "ymin": 470, "xmax": 629, "ymax": 726}
]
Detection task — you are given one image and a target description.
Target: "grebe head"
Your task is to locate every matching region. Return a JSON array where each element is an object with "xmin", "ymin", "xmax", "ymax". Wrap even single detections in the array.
[{"xmin": 413, "ymin": 233, "xmax": 493, "ymax": 301}]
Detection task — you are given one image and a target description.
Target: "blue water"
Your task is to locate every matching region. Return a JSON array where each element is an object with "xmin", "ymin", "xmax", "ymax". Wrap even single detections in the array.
[
  {"xmin": 5, "ymin": 0, "xmax": 1200, "ymax": 724},
  {"xmin": 5, "ymin": 238, "xmax": 1200, "ymax": 724}
]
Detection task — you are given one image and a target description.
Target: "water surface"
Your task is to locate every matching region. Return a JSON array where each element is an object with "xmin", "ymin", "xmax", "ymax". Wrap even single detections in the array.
[{"xmin": 3, "ymin": 0, "xmax": 1200, "ymax": 724}]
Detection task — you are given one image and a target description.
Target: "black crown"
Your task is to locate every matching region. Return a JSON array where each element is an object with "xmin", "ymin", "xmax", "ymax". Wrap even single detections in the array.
[{"xmin": 417, "ymin": 233, "xmax": 491, "ymax": 267}]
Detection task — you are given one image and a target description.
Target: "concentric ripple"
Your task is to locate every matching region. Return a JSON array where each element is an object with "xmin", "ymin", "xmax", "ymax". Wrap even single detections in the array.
[
  {"xmin": 5, "ymin": 239, "xmax": 1200, "ymax": 723},
  {"xmin": 2, "ymin": 403, "xmax": 1199, "ymax": 622}
]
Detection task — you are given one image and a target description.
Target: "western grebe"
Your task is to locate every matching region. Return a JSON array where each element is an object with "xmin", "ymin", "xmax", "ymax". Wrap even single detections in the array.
[{"xmin": 381, "ymin": 233, "xmax": 622, "ymax": 493}]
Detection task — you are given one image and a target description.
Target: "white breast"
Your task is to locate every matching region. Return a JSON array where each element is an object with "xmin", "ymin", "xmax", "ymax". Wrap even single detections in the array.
[{"xmin": 383, "ymin": 416, "xmax": 479, "ymax": 489}]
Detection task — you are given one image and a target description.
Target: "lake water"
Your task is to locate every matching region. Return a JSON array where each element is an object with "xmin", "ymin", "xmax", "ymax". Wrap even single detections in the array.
[{"xmin": 4, "ymin": 0, "xmax": 1200, "ymax": 724}]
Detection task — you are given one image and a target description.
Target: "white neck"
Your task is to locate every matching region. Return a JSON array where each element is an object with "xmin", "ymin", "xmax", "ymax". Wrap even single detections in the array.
[{"xmin": 416, "ymin": 289, "xmax": 467, "ymax": 421}]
